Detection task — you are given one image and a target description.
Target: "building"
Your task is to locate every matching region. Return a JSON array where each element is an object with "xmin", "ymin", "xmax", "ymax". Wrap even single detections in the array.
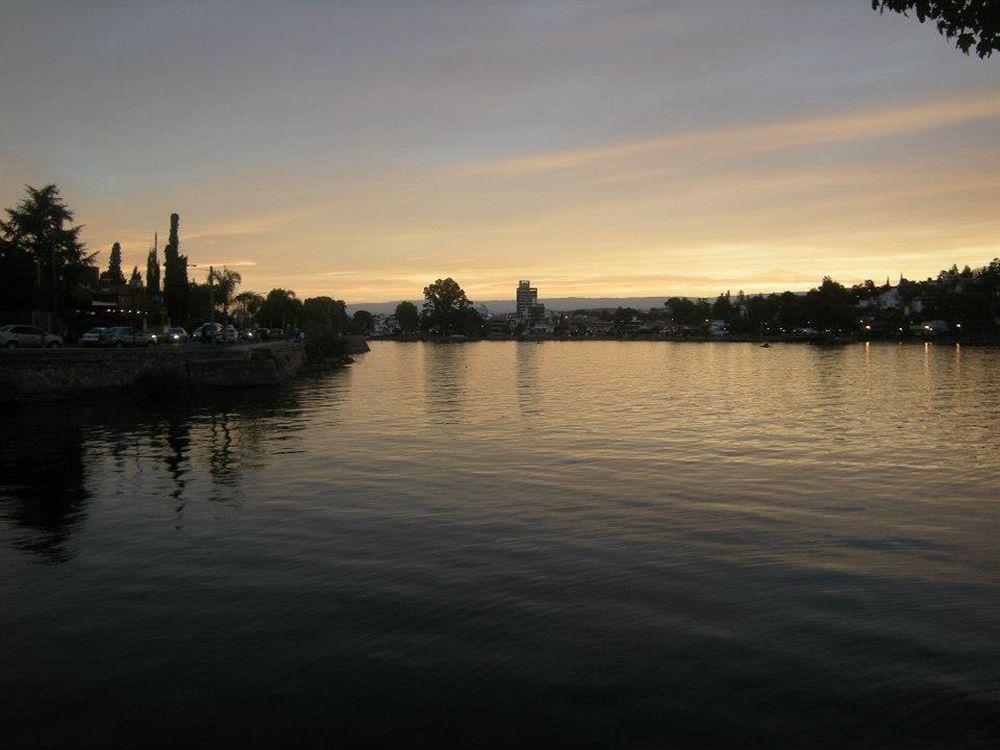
[
  {"xmin": 487, "ymin": 316, "xmax": 512, "ymax": 339},
  {"xmin": 516, "ymin": 280, "xmax": 537, "ymax": 319}
]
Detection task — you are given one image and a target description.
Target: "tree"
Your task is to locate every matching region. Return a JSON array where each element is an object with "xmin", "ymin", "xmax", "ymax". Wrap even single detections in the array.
[
  {"xmin": 394, "ymin": 301, "xmax": 420, "ymax": 333},
  {"xmin": 0, "ymin": 236, "xmax": 35, "ymax": 312},
  {"xmin": 187, "ymin": 280, "xmax": 213, "ymax": 324},
  {"xmin": 795, "ymin": 277, "xmax": 858, "ymax": 332},
  {"xmin": 0, "ymin": 184, "xmax": 92, "ymax": 319},
  {"xmin": 233, "ymin": 290, "xmax": 264, "ymax": 327},
  {"xmin": 352, "ymin": 309, "xmax": 375, "ymax": 334},
  {"xmin": 455, "ymin": 306, "xmax": 485, "ymax": 337},
  {"xmin": 302, "ymin": 296, "xmax": 349, "ymax": 335},
  {"xmin": 613, "ymin": 306, "xmax": 642, "ymax": 328},
  {"xmin": 422, "ymin": 277, "xmax": 471, "ymax": 335},
  {"xmin": 146, "ymin": 234, "xmax": 160, "ymax": 295},
  {"xmin": 872, "ymin": 1, "xmax": 998, "ymax": 58},
  {"xmin": 100, "ymin": 242, "xmax": 126, "ymax": 286},
  {"xmin": 664, "ymin": 297, "xmax": 709, "ymax": 325},
  {"xmin": 258, "ymin": 288, "xmax": 302, "ymax": 328},
  {"xmin": 711, "ymin": 292, "xmax": 734, "ymax": 321},
  {"xmin": 163, "ymin": 213, "xmax": 189, "ymax": 325},
  {"xmin": 210, "ymin": 266, "xmax": 242, "ymax": 319},
  {"xmin": 129, "ymin": 265, "xmax": 142, "ymax": 288}
]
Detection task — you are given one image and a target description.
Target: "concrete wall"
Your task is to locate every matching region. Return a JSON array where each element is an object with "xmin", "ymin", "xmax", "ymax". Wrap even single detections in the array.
[
  {"xmin": 0, "ymin": 342, "xmax": 307, "ymax": 400},
  {"xmin": 342, "ymin": 335, "xmax": 371, "ymax": 354}
]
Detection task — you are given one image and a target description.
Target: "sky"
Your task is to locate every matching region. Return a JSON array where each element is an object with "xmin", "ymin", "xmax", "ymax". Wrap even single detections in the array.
[{"xmin": 1, "ymin": 0, "xmax": 997, "ymax": 304}]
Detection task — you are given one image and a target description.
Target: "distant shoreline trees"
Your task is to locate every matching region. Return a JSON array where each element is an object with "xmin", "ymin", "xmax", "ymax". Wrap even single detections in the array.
[
  {"xmin": 393, "ymin": 301, "xmax": 420, "ymax": 334},
  {"xmin": 422, "ymin": 277, "xmax": 475, "ymax": 336}
]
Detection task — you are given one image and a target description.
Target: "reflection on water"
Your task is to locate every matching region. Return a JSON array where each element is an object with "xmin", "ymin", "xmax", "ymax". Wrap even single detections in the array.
[
  {"xmin": 0, "ymin": 409, "xmax": 90, "ymax": 563},
  {"xmin": 1, "ymin": 342, "xmax": 998, "ymax": 749}
]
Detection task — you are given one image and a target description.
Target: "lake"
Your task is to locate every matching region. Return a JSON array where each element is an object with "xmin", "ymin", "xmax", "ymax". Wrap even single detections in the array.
[{"xmin": 2, "ymin": 341, "xmax": 998, "ymax": 748}]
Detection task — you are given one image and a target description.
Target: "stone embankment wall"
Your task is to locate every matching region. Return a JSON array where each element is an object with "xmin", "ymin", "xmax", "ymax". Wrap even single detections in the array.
[
  {"xmin": 0, "ymin": 342, "xmax": 307, "ymax": 401},
  {"xmin": 342, "ymin": 335, "xmax": 371, "ymax": 354}
]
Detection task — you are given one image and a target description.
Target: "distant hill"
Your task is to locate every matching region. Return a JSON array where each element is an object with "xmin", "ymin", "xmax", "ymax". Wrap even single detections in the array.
[{"xmin": 347, "ymin": 296, "xmax": 709, "ymax": 316}]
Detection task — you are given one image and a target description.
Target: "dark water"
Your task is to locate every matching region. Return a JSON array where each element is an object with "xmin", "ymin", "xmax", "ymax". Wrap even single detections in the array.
[{"xmin": 2, "ymin": 341, "xmax": 998, "ymax": 748}]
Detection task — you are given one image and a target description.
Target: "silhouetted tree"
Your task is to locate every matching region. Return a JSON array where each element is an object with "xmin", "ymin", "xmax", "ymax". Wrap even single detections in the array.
[
  {"xmin": 352, "ymin": 309, "xmax": 375, "ymax": 334},
  {"xmin": 0, "ymin": 236, "xmax": 35, "ymax": 311},
  {"xmin": 422, "ymin": 277, "xmax": 471, "ymax": 335},
  {"xmin": 187, "ymin": 280, "xmax": 213, "ymax": 323},
  {"xmin": 259, "ymin": 288, "xmax": 302, "ymax": 328},
  {"xmin": 129, "ymin": 265, "xmax": 142, "ymax": 288},
  {"xmin": 664, "ymin": 297, "xmax": 710, "ymax": 325},
  {"xmin": 456, "ymin": 306, "xmax": 485, "ymax": 337},
  {"xmin": 0, "ymin": 184, "xmax": 92, "ymax": 318},
  {"xmin": 233, "ymin": 290, "xmax": 264, "ymax": 327},
  {"xmin": 100, "ymin": 242, "xmax": 126, "ymax": 286},
  {"xmin": 146, "ymin": 235, "xmax": 160, "ymax": 295},
  {"xmin": 163, "ymin": 213, "xmax": 189, "ymax": 325},
  {"xmin": 802, "ymin": 277, "xmax": 857, "ymax": 331},
  {"xmin": 612, "ymin": 306, "xmax": 642, "ymax": 328},
  {"xmin": 302, "ymin": 296, "xmax": 349, "ymax": 334},
  {"xmin": 210, "ymin": 266, "xmax": 242, "ymax": 318},
  {"xmin": 711, "ymin": 292, "xmax": 734, "ymax": 321},
  {"xmin": 394, "ymin": 301, "xmax": 420, "ymax": 333},
  {"xmin": 872, "ymin": 1, "xmax": 998, "ymax": 58}
]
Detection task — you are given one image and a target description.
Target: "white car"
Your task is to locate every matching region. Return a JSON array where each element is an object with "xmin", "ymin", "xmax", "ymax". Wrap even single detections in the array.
[
  {"xmin": 102, "ymin": 326, "xmax": 156, "ymax": 347},
  {"xmin": 80, "ymin": 327, "xmax": 108, "ymax": 347},
  {"xmin": 0, "ymin": 324, "xmax": 63, "ymax": 348}
]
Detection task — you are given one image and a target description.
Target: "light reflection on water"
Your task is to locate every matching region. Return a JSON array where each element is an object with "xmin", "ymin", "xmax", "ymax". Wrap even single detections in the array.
[{"xmin": 1, "ymin": 341, "xmax": 998, "ymax": 748}]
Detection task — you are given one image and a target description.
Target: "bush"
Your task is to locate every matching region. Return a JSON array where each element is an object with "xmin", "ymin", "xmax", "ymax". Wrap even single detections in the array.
[{"xmin": 303, "ymin": 330, "xmax": 349, "ymax": 363}]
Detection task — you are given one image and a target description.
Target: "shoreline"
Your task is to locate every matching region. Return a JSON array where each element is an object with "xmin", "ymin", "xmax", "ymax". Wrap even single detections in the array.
[{"xmin": 374, "ymin": 334, "xmax": 1000, "ymax": 347}]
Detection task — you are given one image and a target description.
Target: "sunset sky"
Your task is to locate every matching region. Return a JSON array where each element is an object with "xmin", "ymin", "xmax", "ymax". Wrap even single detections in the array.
[{"xmin": 1, "ymin": 0, "xmax": 997, "ymax": 303}]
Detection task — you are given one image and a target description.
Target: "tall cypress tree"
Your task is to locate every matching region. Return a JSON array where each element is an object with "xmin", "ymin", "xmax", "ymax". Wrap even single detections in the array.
[
  {"xmin": 101, "ymin": 241, "xmax": 126, "ymax": 286},
  {"xmin": 146, "ymin": 233, "xmax": 160, "ymax": 295},
  {"xmin": 163, "ymin": 213, "xmax": 188, "ymax": 324}
]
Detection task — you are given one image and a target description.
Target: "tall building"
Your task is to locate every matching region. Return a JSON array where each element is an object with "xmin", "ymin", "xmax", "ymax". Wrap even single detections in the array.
[{"xmin": 516, "ymin": 280, "xmax": 537, "ymax": 318}]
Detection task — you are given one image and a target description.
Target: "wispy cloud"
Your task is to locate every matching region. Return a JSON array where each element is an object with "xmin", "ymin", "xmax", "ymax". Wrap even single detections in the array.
[
  {"xmin": 184, "ymin": 210, "xmax": 311, "ymax": 241},
  {"xmin": 196, "ymin": 260, "xmax": 259, "ymax": 268},
  {"xmin": 457, "ymin": 92, "xmax": 998, "ymax": 177}
]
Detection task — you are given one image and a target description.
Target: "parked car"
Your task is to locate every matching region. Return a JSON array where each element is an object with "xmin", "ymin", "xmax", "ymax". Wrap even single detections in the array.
[
  {"xmin": 193, "ymin": 322, "xmax": 222, "ymax": 343},
  {"xmin": 219, "ymin": 325, "xmax": 239, "ymax": 343},
  {"xmin": 80, "ymin": 327, "xmax": 109, "ymax": 347},
  {"xmin": 162, "ymin": 327, "xmax": 189, "ymax": 343},
  {"xmin": 102, "ymin": 326, "xmax": 156, "ymax": 347},
  {"xmin": 0, "ymin": 324, "xmax": 63, "ymax": 348}
]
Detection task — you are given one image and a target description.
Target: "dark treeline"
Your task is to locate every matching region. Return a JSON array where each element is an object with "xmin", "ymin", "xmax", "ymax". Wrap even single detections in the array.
[{"xmin": 559, "ymin": 264, "xmax": 1000, "ymax": 340}]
